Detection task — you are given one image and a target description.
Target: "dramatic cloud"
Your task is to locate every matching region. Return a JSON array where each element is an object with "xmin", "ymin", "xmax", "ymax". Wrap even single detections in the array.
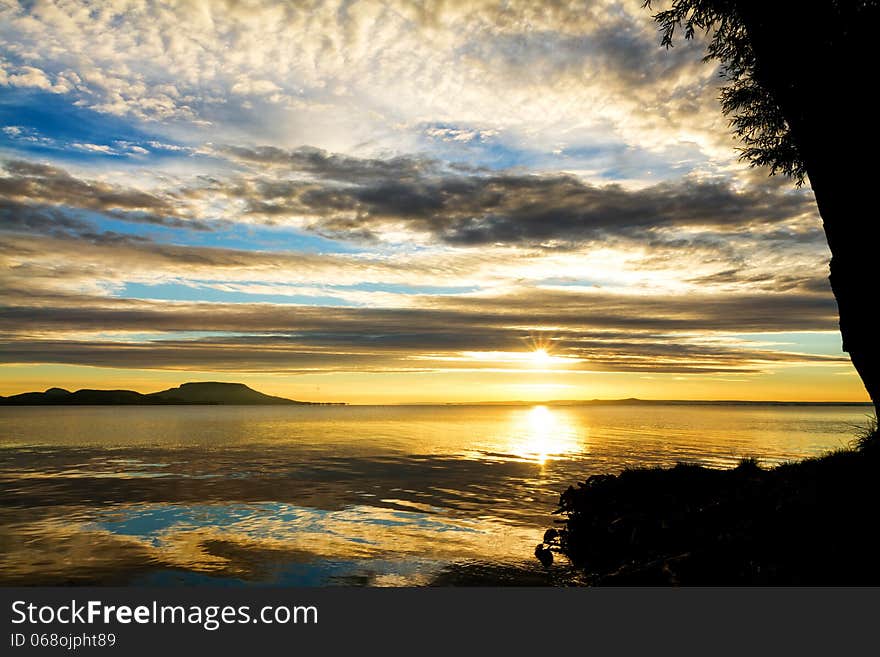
[
  {"xmin": 0, "ymin": 287, "xmax": 842, "ymax": 335},
  {"xmin": 245, "ymin": 172, "xmax": 816, "ymax": 247},
  {"xmin": 0, "ymin": 0, "xmax": 860, "ymax": 400},
  {"xmin": 0, "ymin": 160, "xmax": 211, "ymax": 230},
  {"xmin": 0, "ymin": 0, "xmax": 728, "ymax": 169},
  {"xmin": 0, "ymin": 278, "xmax": 845, "ymax": 376},
  {"xmin": 2, "ymin": 153, "xmax": 821, "ymax": 249}
]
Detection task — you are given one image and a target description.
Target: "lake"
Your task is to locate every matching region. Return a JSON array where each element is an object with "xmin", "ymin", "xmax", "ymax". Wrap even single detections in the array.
[{"xmin": 0, "ymin": 403, "xmax": 873, "ymax": 586}]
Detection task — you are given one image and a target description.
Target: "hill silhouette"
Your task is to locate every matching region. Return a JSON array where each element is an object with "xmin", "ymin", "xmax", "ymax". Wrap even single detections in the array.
[{"xmin": 0, "ymin": 381, "xmax": 335, "ymax": 405}]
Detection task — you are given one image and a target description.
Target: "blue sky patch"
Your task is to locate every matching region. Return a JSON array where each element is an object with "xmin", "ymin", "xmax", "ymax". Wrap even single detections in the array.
[{"xmin": 0, "ymin": 88, "xmax": 191, "ymax": 165}]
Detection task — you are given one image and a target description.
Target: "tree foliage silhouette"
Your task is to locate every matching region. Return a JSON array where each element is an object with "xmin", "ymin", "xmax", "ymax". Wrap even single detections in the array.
[{"xmin": 646, "ymin": 0, "xmax": 880, "ymax": 415}]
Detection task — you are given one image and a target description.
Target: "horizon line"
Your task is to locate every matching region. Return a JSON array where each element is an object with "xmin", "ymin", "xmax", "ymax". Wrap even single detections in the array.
[{"xmin": 0, "ymin": 382, "xmax": 872, "ymax": 407}]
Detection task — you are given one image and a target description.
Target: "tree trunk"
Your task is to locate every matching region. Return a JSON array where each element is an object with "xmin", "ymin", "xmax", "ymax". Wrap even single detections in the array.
[
  {"xmin": 736, "ymin": 2, "xmax": 880, "ymax": 417},
  {"xmin": 809, "ymin": 170, "xmax": 880, "ymax": 417}
]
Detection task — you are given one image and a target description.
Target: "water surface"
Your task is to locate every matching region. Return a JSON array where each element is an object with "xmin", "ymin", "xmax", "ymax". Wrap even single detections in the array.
[{"xmin": 0, "ymin": 404, "xmax": 873, "ymax": 585}]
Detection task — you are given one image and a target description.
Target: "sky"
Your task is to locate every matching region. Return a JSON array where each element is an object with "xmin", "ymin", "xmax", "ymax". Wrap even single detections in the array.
[{"xmin": 0, "ymin": 0, "xmax": 868, "ymax": 403}]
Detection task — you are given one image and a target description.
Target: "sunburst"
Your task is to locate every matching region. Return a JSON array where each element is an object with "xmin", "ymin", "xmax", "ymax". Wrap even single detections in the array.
[{"xmin": 523, "ymin": 333, "xmax": 560, "ymax": 367}]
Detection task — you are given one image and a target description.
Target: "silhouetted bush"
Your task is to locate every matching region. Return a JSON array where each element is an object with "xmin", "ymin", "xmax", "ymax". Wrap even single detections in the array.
[{"xmin": 539, "ymin": 434, "xmax": 880, "ymax": 584}]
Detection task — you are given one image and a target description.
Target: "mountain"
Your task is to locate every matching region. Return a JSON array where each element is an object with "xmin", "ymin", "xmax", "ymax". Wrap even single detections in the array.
[
  {"xmin": 147, "ymin": 382, "xmax": 307, "ymax": 404},
  {"xmin": 0, "ymin": 382, "xmax": 335, "ymax": 405}
]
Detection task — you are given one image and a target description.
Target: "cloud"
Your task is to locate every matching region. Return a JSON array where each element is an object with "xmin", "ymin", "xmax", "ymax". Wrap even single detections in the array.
[
  {"xmin": 214, "ymin": 145, "xmax": 443, "ymax": 184},
  {"xmin": 0, "ymin": 199, "xmax": 93, "ymax": 237},
  {"xmin": 424, "ymin": 126, "xmax": 499, "ymax": 144},
  {"xmin": 0, "ymin": 0, "xmax": 734, "ymax": 172},
  {"xmin": 0, "ymin": 333, "xmax": 847, "ymax": 375},
  {"xmin": 2, "ymin": 152, "xmax": 823, "ymax": 253},
  {"xmin": 0, "ymin": 160, "xmax": 211, "ymax": 230},
  {"xmin": 0, "ymin": 276, "xmax": 844, "ymax": 375},
  {"xmin": 197, "ymin": 146, "xmax": 820, "ymax": 247},
  {"xmin": 3, "ymin": 65, "xmax": 60, "ymax": 91},
  {"xmin": 0, "ymin": 286, "xmax": 842, "ymax": 334}
]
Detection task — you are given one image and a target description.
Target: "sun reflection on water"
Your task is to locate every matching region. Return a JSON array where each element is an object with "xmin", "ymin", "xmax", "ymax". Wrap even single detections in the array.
[{"xmin": 507, "ymin": 405, "xmax": 586, "ymax": 464}]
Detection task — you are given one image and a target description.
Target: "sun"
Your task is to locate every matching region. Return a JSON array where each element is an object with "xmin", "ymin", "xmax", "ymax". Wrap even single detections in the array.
[{"xmin": 530, "ymin": 348, "xmax": 552, "ymax": 365}]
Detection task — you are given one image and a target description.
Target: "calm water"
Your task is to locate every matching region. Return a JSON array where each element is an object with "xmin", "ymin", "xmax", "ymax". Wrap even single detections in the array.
[{"xmin": 0, "ymin": 404, "xmax": 873, "ymax": 586}]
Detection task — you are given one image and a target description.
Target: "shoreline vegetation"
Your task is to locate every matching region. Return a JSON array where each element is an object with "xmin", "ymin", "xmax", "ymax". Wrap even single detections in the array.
[
  {"xmin": 0, "ymin": 381, "xmax": 346, "ymax": 406},
  {"xmin": 536, "ymin": 421, "xmax": 880, "ymax": 585}
]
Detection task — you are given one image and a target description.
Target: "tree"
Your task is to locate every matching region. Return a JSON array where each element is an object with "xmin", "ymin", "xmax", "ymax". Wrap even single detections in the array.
[{"xmin": 645, "ymin": 0, "xmax": 880, "ymax": 416}]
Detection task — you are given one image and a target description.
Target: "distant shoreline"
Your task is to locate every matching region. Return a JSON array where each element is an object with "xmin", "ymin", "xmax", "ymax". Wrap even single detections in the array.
[
  {"xmin": 0, "ymin": 383, "xmax": 870, "ymax": 408},
  {"xmin": 0, "ymin": 381, "xmax": 347, "ymax": 406}
]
